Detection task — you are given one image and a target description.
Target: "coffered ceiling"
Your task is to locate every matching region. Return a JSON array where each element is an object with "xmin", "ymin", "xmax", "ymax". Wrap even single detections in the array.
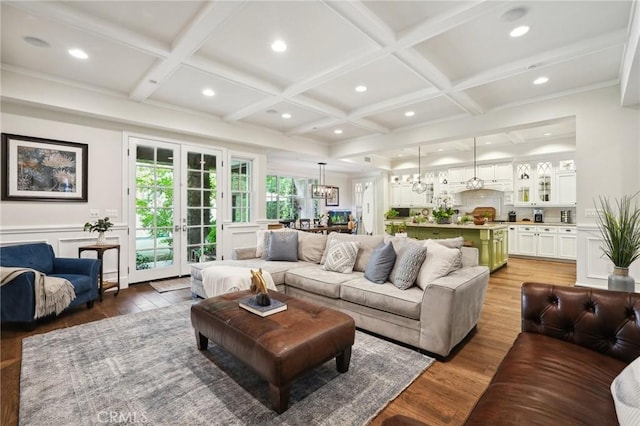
[{"xmin": 1, "ymin": 1, "xmax": 638, "ymax": 174}]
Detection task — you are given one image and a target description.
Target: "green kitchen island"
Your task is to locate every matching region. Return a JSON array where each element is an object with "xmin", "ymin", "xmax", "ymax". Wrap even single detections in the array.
[{"xmin": 401, "ymin": 223, "xmax": 509, "ymax": 272}]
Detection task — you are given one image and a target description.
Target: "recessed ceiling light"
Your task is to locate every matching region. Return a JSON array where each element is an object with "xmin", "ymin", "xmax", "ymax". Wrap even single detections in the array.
[
  {"xmin": 271, "ymin": 40, "xmax": 287, "ymax": 52},
  {"xmin": 533, "ymin": 76, "xmax": 549, "ymax": 85},
  {"xmin": 485, "ymin": 141, "xmax": 492, "ymax": 145},
  {"xmin": 500, "ymin": 7, "xmax": 528, "ymax": 22},
  {"xmin": 202, "ymin": 88, "xmax": 215, "ymax": 97},
  {"xmin": 68, "ymin": 48, "xmax": 88, "ymax": 59},
  {"xmin": 23, "ymin": 36, "xmax": 50, "ymax": 48},
  {"xmin": 510, "ymin": 25, "xmax": 530, "ymax": 37},
  {"xmin": 404, "ymin": 111, "xmax": 415, "ymax": 117},
  {"xmin": 281, "ymin": 113, "xmax": 292, "ymax": 119},
  {"xmin": 437, "ymin": 148, "xmax": 444, "ymax": 152},
  {"xmin": 355, "ymin": 85, "xmax": 367, "ymax": 93},
  {"xmin": 334, "ymin": 129, "xmax": 343, "ymax": 135},
  {"xmin": 543, "ymin": 132, "xmax": 552, "ymax": 136}
]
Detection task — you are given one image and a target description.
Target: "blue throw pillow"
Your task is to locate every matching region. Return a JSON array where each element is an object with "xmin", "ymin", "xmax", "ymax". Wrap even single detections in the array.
[
  {"xmin": 266, "ymin": 231, "xmax": 298, "ymax": 262},
  {"xmin": 364, "ymin": 242, "xmax": 397, "ymax": 284}
]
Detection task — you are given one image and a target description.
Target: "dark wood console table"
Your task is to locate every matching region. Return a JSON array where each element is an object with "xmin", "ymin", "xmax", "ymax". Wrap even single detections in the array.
[{"xmin": 78, "ymin": 244, "xmax": 120, "ymax": 301}]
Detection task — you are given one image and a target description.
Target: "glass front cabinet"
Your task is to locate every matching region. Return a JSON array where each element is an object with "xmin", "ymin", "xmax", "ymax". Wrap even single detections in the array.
[{"xmin": 514, "ymin": 160, "xmax": 574, "ymax": 207}]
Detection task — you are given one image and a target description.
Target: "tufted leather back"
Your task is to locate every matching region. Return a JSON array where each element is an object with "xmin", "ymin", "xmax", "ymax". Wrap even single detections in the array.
[{"xmin": 522, "ymin": 282, "xmax": 640, "ymax": 364}]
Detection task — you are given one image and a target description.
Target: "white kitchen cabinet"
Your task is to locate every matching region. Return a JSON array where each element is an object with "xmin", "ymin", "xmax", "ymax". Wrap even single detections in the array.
[
  {"xmin": 517, "ymin": 226, "xmax": 537, "ymax": 256},
  {"xmin": 478, "ymin": 162, "xmax": 513, "ymax": 181},
  {"xmin": 536, "ymin": 226, "xmax": 558, "ymax": 257},
  {"xmin": 448, "ymin": 166, "xmax": 473, "ymax": 184},
  {"xmin": 508, "ymin": 225, "xmax": 518, "ymax": 254},
  {"xmin": 557, "ymin": 227, "xmax": 577, "ymax": 259},
  {"xmin": 390, "ymin": 182, "xmax": 433, "ymax": 207},
  {"xmin": 512, "ymin": 225, "xmax": 574, "ymax": 259},
  {"xmin": 556, "ymin": 171, "xmax": 577, "ymax": 205}
]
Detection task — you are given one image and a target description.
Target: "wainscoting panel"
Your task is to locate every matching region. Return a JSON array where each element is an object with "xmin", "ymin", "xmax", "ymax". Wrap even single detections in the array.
[{"xmin": 577, "ymin": 224, "xmax": 639, "ymax": 291}]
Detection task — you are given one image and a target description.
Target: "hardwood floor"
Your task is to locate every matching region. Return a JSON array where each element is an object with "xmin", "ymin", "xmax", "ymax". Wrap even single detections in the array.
[{"xmin": 0, "ymin": 259, "xmax": 576, "ymax": 426}]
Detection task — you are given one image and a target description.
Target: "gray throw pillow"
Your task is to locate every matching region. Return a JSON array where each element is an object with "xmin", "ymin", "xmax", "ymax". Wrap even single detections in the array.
[
  {"xmin": 364, "ymin": 242, "xmax": 397, "ymax": 284},
  {"xmin": 262, "ymin": 230, "xmax": 296, "ymax": 260},
  {"xmin": 389, "ymin": 242, "xmax": 428, "ymax": 290},
  {"xmin": 266, "ymin": 231, "xmax": 298, "ymax": 262}
]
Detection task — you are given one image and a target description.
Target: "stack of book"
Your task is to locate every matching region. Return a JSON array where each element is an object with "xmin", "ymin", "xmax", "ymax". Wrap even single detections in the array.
[{"xmin": 239, "ymin": 296, "xmax": 287, "ymax": 317}]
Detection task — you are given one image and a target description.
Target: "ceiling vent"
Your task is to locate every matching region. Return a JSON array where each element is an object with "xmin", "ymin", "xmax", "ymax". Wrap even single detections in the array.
[{"xmin": 364, "ymin": 156, "xmax": 371, "ymax": 163}]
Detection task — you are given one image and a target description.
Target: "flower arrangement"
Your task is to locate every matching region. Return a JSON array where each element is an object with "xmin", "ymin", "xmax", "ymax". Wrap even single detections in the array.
[
  {"xmin": 432, "ymin": 191, "xmax": 455, "ymax": 223},
  {"xmin": 83, "ymin": 217, "xmax": 114, "ymax": 233}
]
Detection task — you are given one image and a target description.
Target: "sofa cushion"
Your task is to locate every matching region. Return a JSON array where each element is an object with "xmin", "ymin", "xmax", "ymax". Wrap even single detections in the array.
[
  {"xmin": 321, "ymin": 233, "xmax": 384, "ymax": 272},
  {"xmin": 297, "ymin": 231, "xmax": 327, "ymax": 263},
  {"xmin": 432, "ymin": 236, "xmax": 464, "ymax": 249},
  {"xmin": 389, "ymin": 242, "xmax": 427, "ymax": 290},
  {"xmin": 0, "ymin": 243, "xmax": 55, "ymax": 275},
  {"xmin": 50, "ymin": 273, "xmax": 93, "ymax": 295},
  {"xmin": 266, "ymin": 231, "xmax": 298, "ymax": 262},
  {"xmin": 285, "ymin": 265, "xmax": 364, "ymax": 299},
  {"xmin": 611, "ymin": 356, "xmax": 640, "ymax": 426},
  {"xmin": 416, "ymin": 240, "xmax": 462, "ymax": 290},
  {"xmin": 322, "ymin": 240, "xmax": 360, "ymax": 273},
  {"xmin": 340, "ymin": 277, "xmax": 423, "ymax": 320},
  {"xmin": 364, "ymin": 242, "xmax": 396, "ymax": 284},
  {"xmin": 465, "ymin": 332, "xmax": 627, "ymax": 425}
]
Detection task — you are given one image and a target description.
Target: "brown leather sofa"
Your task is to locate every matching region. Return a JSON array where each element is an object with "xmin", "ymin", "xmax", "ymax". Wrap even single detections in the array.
[{"xmin": 464, "ymin": 282, "xmax": 640, "ymax": 425}]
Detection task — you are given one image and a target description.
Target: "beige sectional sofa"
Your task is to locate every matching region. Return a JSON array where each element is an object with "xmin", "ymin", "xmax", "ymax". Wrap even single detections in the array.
[{"xmin": 190, "ymin": 231, "xmax": 490, "ymax": 358}]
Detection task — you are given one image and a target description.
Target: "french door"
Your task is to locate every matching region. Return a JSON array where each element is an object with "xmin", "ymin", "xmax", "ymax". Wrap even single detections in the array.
[{"xmin": 128, "ymin": 136, "xmax": 221, "ymax": 283}]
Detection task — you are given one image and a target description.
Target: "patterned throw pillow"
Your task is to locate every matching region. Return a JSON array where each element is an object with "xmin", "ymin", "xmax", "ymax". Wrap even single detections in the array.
[
  {"xmin": 364, "ymin": 242, "xmax": 397, "ymax": 284},
  {"xmin": 389, "ymin": 242, "xmax": 428, "ymax": 290},
  {"xmin": 322, "ymin": 240, "xmax": 361, "ymax": 273}
]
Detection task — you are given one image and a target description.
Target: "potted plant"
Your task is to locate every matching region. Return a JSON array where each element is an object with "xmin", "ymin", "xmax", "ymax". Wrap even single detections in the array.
[
  {"xmin": 395, "ymin": 221, "xmax": 408, "ymax": 238},
  {"xmin": 595, "ymin": 192, "xmax": 640, "ymax": 291},
  {"xmin": 84, "ymin": 217, "xmax": 114, "ymax": 245},
  {"xmin": 432, "ymin": 191, "xmax": 455, "ymax": 224},
  {"xmin": 384, "ymin": 209, "xmax": 399, "ymax": 220}
]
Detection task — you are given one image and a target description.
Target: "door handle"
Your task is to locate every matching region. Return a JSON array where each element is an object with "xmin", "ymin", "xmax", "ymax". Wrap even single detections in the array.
[{"xmin": 183, "ymin": 225, "xmax": 187, "ymax": 232}]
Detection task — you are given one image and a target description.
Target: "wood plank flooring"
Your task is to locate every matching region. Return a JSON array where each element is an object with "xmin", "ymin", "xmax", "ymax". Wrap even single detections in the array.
[{"xmin": 0, "ymin": 259, "xmax": 576, "ymax": 426}]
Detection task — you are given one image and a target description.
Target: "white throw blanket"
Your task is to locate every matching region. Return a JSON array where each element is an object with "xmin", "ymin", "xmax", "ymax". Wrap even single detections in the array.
[
  {"xmin": 0, "ymin": 267, "xmax": 76, "ymax": 319},
  {"xmin": 201, "ymin": 266, "xmax": 277, "ymax": 298}
]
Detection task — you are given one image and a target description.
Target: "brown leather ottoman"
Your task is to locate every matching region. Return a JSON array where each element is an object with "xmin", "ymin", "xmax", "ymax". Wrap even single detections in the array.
[{"xmin": 190, "ymin": 290, "xmax": 356, "ymax": 413}]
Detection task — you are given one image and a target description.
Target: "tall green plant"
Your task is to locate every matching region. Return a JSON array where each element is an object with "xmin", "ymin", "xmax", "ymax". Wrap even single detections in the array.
[{"xmin": 595, "ymin": 191, "xmax": 640, "ymax": 268}]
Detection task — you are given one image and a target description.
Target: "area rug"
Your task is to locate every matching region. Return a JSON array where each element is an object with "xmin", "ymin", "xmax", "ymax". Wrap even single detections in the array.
[
  {"xmin": 20, "ymin": 302, "xmax": 434, "ymax": 426},
  {"xmin": 149, "ymin": 277, "xmax": 191, "ymax": 293}
]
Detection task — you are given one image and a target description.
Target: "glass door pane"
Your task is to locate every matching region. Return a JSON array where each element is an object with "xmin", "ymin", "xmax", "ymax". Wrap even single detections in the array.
[
  {"xmin": 129, "ymin": 141, "xmax": 180, "ymax": 283},
  {"xmin": 184, "ymin": 150, "xmax": 218, "ymax": 268}
]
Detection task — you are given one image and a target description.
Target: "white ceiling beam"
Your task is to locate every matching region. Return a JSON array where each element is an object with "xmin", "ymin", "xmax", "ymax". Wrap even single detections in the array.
[
  {"xmin": 321, "ymin": 0, "xmax": 396, "ymax": 46},
  {"xmin": 455, "ymin": 30, "xmax": 629, "ymax": 92},
  {"xmin": 349, "ymin": 88, "xmax": 440, "ymax": 119},
  {"xmin": 396, "ymin": 0, "xmax": 500, "ymax": 49},
  {"xmin": 129, "ymin": 1, "xmax": 248, "ymax": 101},
  {"xmin": 620, "ymin": 0, "xmax": 640, "ymax": 106},
  {"xmin": 286, "ymin": 117, "xmax": 343, "ymax": 136},
  {"xmin": 6, "ymin": 1, "xmax": 169, "ymax": 57},
  {"xmin": 349, "ymin": 118, "xmax": 389, "ymax": 134},
  {"xmin": 223, "ymin": 96, "xmax": 283, "ymax": 122}
]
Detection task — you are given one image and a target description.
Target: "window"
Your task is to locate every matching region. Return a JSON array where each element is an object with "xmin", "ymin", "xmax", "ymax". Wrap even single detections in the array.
[
  {"xmin": 266, "ymin": 175, "xmax": 318, "ymax": 220},
  {"xmin": 230, "ymin": 158, "xmax": 251, "ymax": 222}
]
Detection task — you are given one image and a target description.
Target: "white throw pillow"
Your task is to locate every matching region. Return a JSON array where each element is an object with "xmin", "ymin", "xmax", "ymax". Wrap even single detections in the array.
[
  {"xmin": 415, "ymin": 240, "xmax": 463, "ymax": 290},
  {"xmin": 322, "ymin": 240, "xmax": 360, "ymax": 273},
  {"xmin": 611, "ymin": 356, "xmax": 640, "ymax": 426}
]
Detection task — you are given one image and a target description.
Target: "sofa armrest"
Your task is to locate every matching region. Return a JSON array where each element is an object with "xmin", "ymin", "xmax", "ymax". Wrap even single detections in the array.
[
  {"xmin": 521, "ymin": 282, "xmax": 640, "ymax": 363},
  {"xmin": 232, "ymin": 247, "xmax": 258, "ymax": 260},
  {"xmin": 53, "ymin": 257, "xmax": 101, "ymax": 277},
  {"xmin": 418, "ymin": 266, "xmax": 490, "ymax": 357}
]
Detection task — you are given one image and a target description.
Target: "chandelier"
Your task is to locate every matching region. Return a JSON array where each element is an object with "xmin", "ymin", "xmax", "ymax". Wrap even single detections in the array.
[
  {"xmin": 412, "ymin": 146, "xmax": 427, "ymax": 194},
  {"xmin": 466, "ymin": 137, "xmax": 484, "ymax": 190},
  {"xmin": 311, "ymin": 162, "xmax": 331, "ymax": 198}
]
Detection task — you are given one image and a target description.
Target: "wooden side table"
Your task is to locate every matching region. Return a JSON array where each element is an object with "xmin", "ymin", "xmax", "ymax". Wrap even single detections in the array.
[{"xmin": 78, "ymin": 244, "xmax": 120, "ymax": 301}]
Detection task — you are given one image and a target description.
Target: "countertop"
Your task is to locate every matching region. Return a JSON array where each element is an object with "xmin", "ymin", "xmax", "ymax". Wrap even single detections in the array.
[
  {"xmin": 403, "ymin": 222, "xmax": 509, "ymax": 230},
  {"xmin": 504, "ymin": 221, "xmax": 576, "ymax": 226}
]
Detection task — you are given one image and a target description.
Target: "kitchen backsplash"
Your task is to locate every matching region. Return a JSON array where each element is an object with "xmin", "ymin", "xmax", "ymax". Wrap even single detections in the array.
[{"xmin": 403, "ymin": 189, "xmax": 576, "ymax": 223}]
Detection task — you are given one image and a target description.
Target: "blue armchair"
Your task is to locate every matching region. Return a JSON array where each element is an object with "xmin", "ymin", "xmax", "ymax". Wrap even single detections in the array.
[{"xmin": 1, "ymin": 243, "xmax": 100, "ymax": 326}]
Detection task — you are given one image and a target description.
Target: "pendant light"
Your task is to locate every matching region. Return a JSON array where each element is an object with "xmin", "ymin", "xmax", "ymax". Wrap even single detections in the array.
[
  {"xmin": 412, "ymin": 146, "xmax": 427, "ymax": 194},
  {"xmin": 466, "ymin": 137, "xmax": 484, "ymax": 190},
  {"xmin": 311, "ymin": 162, "xmax": 330, "ymax": 198}
]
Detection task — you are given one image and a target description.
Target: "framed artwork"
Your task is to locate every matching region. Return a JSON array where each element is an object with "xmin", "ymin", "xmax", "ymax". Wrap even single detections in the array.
[
  {"xmin": 1, "ymin": 133, "xmax": 88, "ymax": 202},
  {"xmin": 325, "ymin": 186, "xmax": 339, "ymax": 206}
]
